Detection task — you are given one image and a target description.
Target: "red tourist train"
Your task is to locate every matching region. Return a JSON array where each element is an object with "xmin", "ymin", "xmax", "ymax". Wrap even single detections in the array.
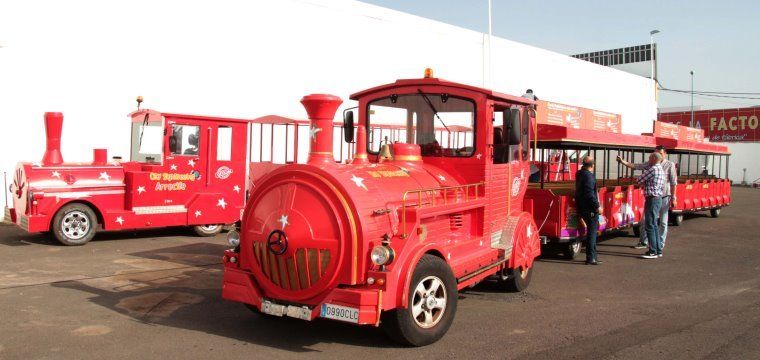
[
  {"xmin": 4, "ymin": 104, "xmax": 320, "ymax": 245},
  {"xmin": 222, "ymin": 72, "xmax": 542, "ymax": 346},
  {"xmin": 526, "ymin": 115, "xmax": 731, "ymax": 259}
]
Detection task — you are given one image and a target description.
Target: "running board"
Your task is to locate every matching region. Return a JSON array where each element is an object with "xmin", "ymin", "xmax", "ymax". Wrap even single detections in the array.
[{"xmin": 457, "ymin": 259, "xmax": 507, "ymax": 284}]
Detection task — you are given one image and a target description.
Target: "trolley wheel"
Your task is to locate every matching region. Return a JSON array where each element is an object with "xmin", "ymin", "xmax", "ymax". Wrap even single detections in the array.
[
  {"xmin": 672, "ymin": 213, "xmax": 684, "ymax": 226},
  {"xmin": 710, "ymin": 208, "xmax": 721, "ymax": 218},
  {"xmin": 51, "ymin": 203, "xmax": 98, "ymax": 246},
  {"xmin": 562, "ymin": 240, "xmax": 582, "ymax": 260},
  {"xmin": 192, "ymin": 224, "xmax": 223, "ymax": 237},
  {"xmin": 632, "ymin": 224, "xmax": 641, "ymax": 237},
  {"xmin": 498, "ymin": 266, "xmax": 533, "ymax": 292},
  {"xmin": 381, "ymin": 255, "xmax": 457, "ymax": 347}
]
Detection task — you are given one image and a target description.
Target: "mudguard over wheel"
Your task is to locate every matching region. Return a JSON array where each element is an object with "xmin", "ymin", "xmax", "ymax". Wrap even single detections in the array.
[
  {"xmin": 51, "ymin": 203, "xmax": 98, "ymax": 246},
  {"xmin": 193, "ymin": 224, "xmax": 223, "ymax": 237},
  {"xmin": 498, "ymin": 266, "xmax": 533, "ymax": 292},
  {"xmin": 382, "ymin": 255, "xmax": 458, "ymax": 346}
]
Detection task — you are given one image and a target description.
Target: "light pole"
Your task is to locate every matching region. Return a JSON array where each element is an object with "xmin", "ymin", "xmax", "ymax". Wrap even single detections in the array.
[
  {"xmin": 649, "ymin": 30, "xmax": 660, "ymax": 81},
  {"xmin": 690, "ymin": 70, "xmax": 695, "ymax": 127}
]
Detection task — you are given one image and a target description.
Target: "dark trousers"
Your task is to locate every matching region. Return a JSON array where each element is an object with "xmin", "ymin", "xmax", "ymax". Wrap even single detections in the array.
[
  {"xmin": 581, "ymin": 211, "xmax": 599, "ymax": 262},
  {"xmin": 644, "ymin": 196, "xmax": 663, "ymax": 255}
]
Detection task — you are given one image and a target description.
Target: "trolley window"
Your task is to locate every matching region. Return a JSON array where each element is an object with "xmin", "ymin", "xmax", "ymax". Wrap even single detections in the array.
[
  {"xmin": 169, "ymin": 125, "xmax": 201, "ymax": 156},
  {"xmin": 130, "ymin": 120, "xmax": 164, "ymax": 163},
  {"xmin": 217, "ymin": 126, "xmax": 233, "ymax": 161}
]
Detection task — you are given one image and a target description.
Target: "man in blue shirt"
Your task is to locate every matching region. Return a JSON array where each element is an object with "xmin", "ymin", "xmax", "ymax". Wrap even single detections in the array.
[{"xmin": 575, "ymin": 156, "xmax": 601, "ymax": 265}]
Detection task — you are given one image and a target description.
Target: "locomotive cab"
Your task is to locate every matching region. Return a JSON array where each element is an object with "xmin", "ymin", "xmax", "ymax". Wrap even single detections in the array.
[{"xmin": 222, "ymin": 73, "xmax": 542, "ymax": 346}]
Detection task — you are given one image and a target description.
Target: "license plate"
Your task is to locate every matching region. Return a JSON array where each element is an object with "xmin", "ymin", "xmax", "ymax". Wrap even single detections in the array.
[{"xmin": 320, "ymin": 303, "xmax": 359, "ymax": 324}]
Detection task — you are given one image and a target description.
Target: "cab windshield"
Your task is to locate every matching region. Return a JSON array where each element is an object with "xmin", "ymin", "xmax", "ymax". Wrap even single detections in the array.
[
  {"xmin": 130, "ymin": 120, "xmax": 163, "ymax": 163},
  {"xmin": 367, "ymin": 93, "xmax": 475, "ymax": 157}
]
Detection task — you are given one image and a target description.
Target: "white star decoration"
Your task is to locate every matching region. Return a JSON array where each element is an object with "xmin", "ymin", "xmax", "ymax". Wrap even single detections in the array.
[
  {"xmin": 476, "ymin": 153, "xmax": 483, "ymax": 160},
  {"xmin": 350, "ymin": 174, "xmax": 367, "ymax": 190},
  {"xmin": 115, "ymin": 216, "xmax": 124, "ymax": 225},
  {"xmin": 217, "ymin": 198, "xmax": 227, "ymax": 209},
  {"xmin": 309, "ymin": 126, "xmax": 322, "ymax": 140},
  {"xmin": 438, "ymin": 174, "xmax": 446, "ymax": 182},
  {"xmin": 233, "ymin": 185, "xmax": 241, "ymax": 193},
  {"xmin": 170, "ymin": 164, "xmax": 178, "ymax": 171},
  {"xmin": 278, "ymin": 214, "xmax": 289, "ymax": 229},
  {"xmin": 51, "ymin": 171, "xmax": 61, "ymax": 179},
  {"xmin": 194, "ymin": 210, "xmax": 202, "ymax": 218},
  {"xmin": 137, "ymin": 186, "xmax": 146, "ymax": 194},
  {"xmin": 99, "ymin": 172, "xmax": 111, "ymax": 181},
  {"xmin": 188, "ymin": 159, "xmax": 196, "ymax": 167}
]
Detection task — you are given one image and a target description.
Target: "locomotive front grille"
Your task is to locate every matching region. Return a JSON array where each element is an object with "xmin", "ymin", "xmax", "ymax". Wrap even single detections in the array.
[{"xmin": 252, "ymin": 242, "xmax": 330, "ymax": 291}]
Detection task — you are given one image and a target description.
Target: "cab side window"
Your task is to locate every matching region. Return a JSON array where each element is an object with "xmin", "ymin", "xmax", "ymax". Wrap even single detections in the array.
[
  {"xmin": 170, "ymin": 124, "xmax": 201, "ymax": 156},
  {"xmin": 217, "ymin": 126, "xmax": 232, "ymax": 161}
]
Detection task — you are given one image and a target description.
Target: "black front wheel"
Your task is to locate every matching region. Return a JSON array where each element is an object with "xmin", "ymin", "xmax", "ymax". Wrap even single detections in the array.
[
  {"xmin": 382, "ymin": 255, "xmax": 457, "ymax": 347},
  {"xmin": 51, "ymin": 203, "xmax": 98, "ymax": 246},
  {"xmin": 710, "ymin": 208, "xmax": 721, "ymax": 218}
]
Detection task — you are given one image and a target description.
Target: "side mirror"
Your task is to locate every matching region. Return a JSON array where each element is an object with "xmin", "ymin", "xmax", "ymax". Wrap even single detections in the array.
[
  {"xmin": 506, "ymin": 109, "xmax": 521, "ymax": 144},
  {"xmin": 169, "ymin": 136, "xmax": 178, "ymax": 153},
  {"xmin": 343, "ymin": 109, "xmax": 355, "ymax": 143}
]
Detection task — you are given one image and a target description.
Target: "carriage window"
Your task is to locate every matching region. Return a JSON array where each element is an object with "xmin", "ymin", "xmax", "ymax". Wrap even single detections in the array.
[
  {"xmin": 170, "ymin": 125, "xmax": 201, "ymax": 156},
  {"xmin": 217, "ymin": 126, "xmax": 232, "ymax": 161},
  {"xmin": 367, "ymin": 94, "xmax": 475, "ymax": 157}
]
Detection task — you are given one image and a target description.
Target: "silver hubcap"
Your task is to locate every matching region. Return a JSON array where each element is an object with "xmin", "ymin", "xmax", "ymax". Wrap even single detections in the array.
[
  {"xmin": 200, "ymin": 225, "xmax": 219, "ymax": 232},
  {"xmin": 411, "ymin": 276, "xmax": 447, "ymax": 329},
  {"xmin": 571, "ymin": 241, "xmax": 581, "ymax": 253},
  {"xmin": 61, "ymin": 211, "xmax": 90, "ymax": 240}
]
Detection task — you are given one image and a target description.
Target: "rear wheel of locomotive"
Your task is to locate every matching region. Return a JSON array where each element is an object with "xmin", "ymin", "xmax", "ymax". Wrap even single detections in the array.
[
  {"xmin": 498, "ymin": 266, "xmax": 533, "ymax": 292},
  {"xmin": 710, "ymin": 208, "xmax": 721, "ymax": 218},
  {"xmin": 382, "ymin": 255, "xmax": 457, "ymax": 347},
  {"xmin": 192, "ymin": 224, "xmax": 223, "ymax": 237},
  {"xmin": 51, "ymin": 203, "xmax": 98, "ymax": 246}
]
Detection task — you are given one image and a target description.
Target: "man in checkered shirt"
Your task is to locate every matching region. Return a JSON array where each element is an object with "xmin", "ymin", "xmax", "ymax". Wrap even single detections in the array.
[{"xmin": 636, "ymin": 152, "xmax": 666, "ymax": 259}]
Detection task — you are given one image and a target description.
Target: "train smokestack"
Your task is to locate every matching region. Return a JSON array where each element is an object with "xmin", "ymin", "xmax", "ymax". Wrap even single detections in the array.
[
  {"xmin": 300, "ymin": 94, "xmax": 343, "ymax": 165},
  {"xmin": 92, "ymin": 149, "xmax": 108, "ymax": 165},
  {"xmin": 42, "ymin": 112, "xmax": 64, "ymax": 166}
]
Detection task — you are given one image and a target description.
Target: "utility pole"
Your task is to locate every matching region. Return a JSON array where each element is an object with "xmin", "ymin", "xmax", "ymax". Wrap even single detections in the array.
[
  {"xmin": 690, "ymin": 70, "xmax": 695, "ymax": 127},
  {"xmin": 649, "ymin": 30, "xmax": 660, "ymax": 81}
]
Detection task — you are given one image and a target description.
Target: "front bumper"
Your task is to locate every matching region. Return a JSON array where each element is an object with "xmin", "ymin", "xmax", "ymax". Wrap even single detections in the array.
[
  {"xmin": 222, "ymin": 252, "xmax": 382, "ymax": 326},
  {"xmin": 4, "ymin": 207, "xmax": 16, "ymax": 224}
]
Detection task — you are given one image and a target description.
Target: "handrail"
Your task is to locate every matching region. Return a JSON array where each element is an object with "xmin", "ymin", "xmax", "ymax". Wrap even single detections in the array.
[{"xmin": 399, "ymin": 182, "xmax": 484, "ymax": 238}]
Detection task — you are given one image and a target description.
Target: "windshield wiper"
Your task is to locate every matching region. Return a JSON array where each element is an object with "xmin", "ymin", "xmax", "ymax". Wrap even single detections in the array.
[
  {"xmin": 417, "ymin": 89, "xmax": 450, "ymax": 133},
  {"xmin": 137, "ymin": 113, "xmax": 149, "ymax": 150}
]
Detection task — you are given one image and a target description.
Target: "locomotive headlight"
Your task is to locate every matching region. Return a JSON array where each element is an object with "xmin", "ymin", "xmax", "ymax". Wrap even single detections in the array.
[
  {"xmin": 227, "ymin": 230, "xmax": 240, "ymax": 247},
  {"xmin": 371, "ymin": 245, "xmax": 395, "ymax": 266}
]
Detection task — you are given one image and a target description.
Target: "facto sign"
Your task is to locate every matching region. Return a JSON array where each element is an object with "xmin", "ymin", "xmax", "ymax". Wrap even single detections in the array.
[{"xmin": 659, "ymin": 107, "xmax": 760, "ymax": 142}]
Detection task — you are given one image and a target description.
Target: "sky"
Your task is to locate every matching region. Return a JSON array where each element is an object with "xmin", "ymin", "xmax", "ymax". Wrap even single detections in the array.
[{"xmin": 363, "ymin": 0, "xmax": 760, "ymax": 110}]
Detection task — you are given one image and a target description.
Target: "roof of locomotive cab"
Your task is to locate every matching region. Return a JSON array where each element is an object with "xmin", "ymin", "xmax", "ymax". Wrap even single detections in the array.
[
  {"xmin": 129, "ymin": 109, "xmax": 256, "ymax": 124},
  {"xmin": 534, "ymin": 123, "xmax": 657, "ymax": 150},
  {"xmin": 349, "ymin": 77, "xmax": 536, "ymax": 106}
]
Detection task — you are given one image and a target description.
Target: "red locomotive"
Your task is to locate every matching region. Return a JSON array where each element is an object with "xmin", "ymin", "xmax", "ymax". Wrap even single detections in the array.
[
  {"xmin": 221, "ymin": 72, "xmax": 542, "ymax": 346},
  {"xmin": 5, "ymin": 105, "xmax": 253, "ymax": 245}
]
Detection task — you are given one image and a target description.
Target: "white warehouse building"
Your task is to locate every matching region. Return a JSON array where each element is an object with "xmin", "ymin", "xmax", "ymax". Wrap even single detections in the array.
[{"xmin": 0, "ymin": 0, "xmax": 656, "ymax": 212}]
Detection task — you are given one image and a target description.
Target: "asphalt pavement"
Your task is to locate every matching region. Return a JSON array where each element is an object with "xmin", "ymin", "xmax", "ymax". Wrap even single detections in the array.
[{"xmin": 1, "ymin": 187, "xmax": 759, "ymax": 359}]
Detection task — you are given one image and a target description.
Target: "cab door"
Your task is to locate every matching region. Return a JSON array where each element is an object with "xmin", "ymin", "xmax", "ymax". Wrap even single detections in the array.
[
  {"xmin": 185, "ymin": 122, "xmax": 248, "ymax": 225},
  {"xmin": 163, "ymin": 119, "xmax": 207, "ymax": 209}
]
